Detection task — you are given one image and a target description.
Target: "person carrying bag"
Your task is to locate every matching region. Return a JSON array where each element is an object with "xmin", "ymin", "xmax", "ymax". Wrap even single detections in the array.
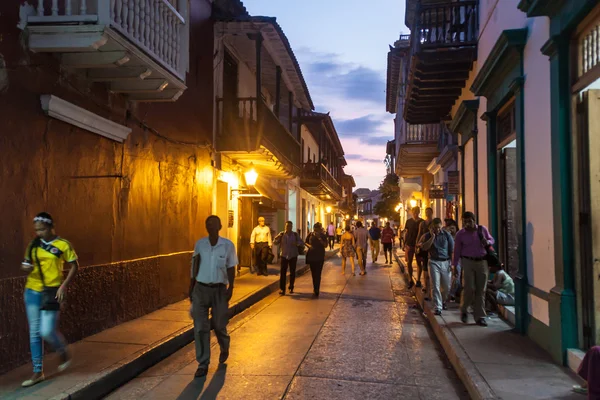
[{"xmin": 20, "ymin": 212, "xmax": 79, "ymax": 388}]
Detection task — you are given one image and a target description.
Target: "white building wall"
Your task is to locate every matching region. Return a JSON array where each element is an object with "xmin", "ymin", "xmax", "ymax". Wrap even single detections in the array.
[
  {"xmin": 301, "ymin": 125, "xmax": 319, "ymax": 163},
  {"xmin": 463, "ymin": 139, "xmax": 475, "ymax": 214},
  {"xmin": 522, "ymin": 17, "xmax": 555, "ymax": 295},
  {"xmin": 474, "ymin": 1, "xmax": 555, "ymax": 324}
]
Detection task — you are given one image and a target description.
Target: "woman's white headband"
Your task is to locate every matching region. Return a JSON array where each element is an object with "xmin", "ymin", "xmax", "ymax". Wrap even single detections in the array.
[{"xmin": 33, "ymin": 216, "xmax": 53, "ymax": 224}]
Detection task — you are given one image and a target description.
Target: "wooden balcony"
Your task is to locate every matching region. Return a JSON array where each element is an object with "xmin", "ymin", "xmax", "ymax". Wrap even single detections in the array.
[
  {"xmin": 216, "ymin": 97, "xmax": 301, "ymax": 179},
  {"xmin": 24, "ymin": 0, "xmax": 188, "ymax": 101},
  {"xmin": 300, "ymin": 163, "xmax": 343, "ymax": 201},
  {"xmin": 397, "ymin": 122, "xmax": 443, "ymax": 177},
  {"xmin": 404, "ymin": 0, "xmax": 478, "ymax": 124}
]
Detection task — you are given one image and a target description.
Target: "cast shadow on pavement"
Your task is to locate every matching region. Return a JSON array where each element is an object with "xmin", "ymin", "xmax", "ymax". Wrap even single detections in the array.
[{"xmin": 176, "ymin": 364, "xmax": 228, "ymax": 400}]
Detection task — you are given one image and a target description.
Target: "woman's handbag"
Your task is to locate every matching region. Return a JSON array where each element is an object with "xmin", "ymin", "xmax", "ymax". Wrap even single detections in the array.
[
  {"xmin": 477, "ymin": 226, "xmax": 500, "ymax": 267},
  {"xmin": 34, "ymin": 249, "xmax": 61, "ymax": 311}
]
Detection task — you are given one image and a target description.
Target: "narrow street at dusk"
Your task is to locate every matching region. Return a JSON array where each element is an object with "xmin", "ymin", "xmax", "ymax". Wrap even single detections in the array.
[
  {"xmin": 2, "ymin": 0, "xmax": 600, "ymax": 398},
  {"xmin": 106, "ymin": 254, "xmax": 467, "ymax": 400}
]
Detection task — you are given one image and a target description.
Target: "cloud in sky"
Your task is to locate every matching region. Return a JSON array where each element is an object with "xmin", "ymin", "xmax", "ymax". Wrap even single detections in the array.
[
  {"xmin": 346, "ymin": 154, "xmax": 384, "ymax": 164},
  {"xmin": 298, "ymin": 49, "xmax": 387, "ymax": 107},
  {"xmin": 243, "ymin": 1, "xmax": 404, "ymax": 189},
  {"xmin": 336, "ymin": 115, "xmax": 386, "ymax": 136}
]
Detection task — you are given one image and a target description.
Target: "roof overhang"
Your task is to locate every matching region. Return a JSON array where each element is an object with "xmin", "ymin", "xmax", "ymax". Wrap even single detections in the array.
[{"xmin": 215, "ymin": 17, "xmax": 314, "ymax": 110}]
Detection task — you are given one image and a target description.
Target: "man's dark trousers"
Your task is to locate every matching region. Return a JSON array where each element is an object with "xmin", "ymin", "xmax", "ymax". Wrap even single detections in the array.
[
  {"xmin": 280, "ymin": 256, "xmax": 298, "ymax": 293},
  {"xmin": 191, "ymin": 283, "xmax": 230, "ymax": 368},
  {"xmin": 328, "ymin": 235, "xmax": 335, "ymax": 250},
  {"xmin": 309, "ymin": 261, "xmax": 324, "ymax": 295},
  {"xmin": 254, "ymin": 242, "xmax": 269, "ymax": 275}
]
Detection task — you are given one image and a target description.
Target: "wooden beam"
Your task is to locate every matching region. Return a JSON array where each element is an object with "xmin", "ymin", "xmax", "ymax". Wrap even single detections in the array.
[
  {"xmin": 413, "ymin": 80, "xmax": 466, "ymax": 90},
  {"xmin": 255, "ymin": 33, "xmax": 263, "ymax": 119},
  {"xmin": 417, "ymin": 48, "xmax": 476, "ymax": 63},
  {"xmin": 274, "ymin": 66, "xmax": 281, "ymax": 117},
  {"xmin": 414, "ymin": 70, "xmax": 469, "ymax": 81},
  {"xmin": 416, "ymin": 62, "xmax": 472, "ymax": 74},
  {"xmin": 127, "ymin": 88, "xmax": 184, "ymax": 102},
  {"xmin": 110, "ymin": 79, "xmax": 169, "ymax": 93},
  {"xmin": 413, "ymin": 87, "xmax": 463, "ymax": 96},
  {"xmin": 62, "ymin": 51, "xmax": 130, "ymax": 68},
  {"xmin": 87, "ymin": 67, "xmax": 152, "ymax": 81}
]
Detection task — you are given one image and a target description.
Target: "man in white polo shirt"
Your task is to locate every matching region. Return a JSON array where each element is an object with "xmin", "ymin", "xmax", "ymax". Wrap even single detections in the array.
[{"xmin": 189, "ymin": 215, "xmax": 238, "ymax": 378}]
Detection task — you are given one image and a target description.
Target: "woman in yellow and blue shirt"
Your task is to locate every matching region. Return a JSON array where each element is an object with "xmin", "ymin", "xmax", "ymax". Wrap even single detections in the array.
[{"xmin": 20, "ymin": 212, "xmax": 79, "ymax": 387}]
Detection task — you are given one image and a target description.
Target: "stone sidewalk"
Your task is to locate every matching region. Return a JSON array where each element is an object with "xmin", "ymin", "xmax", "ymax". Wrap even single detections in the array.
[
  {"xmin": 394, "ymin": 250, "xmax": 583, "ymax": 400},
  {"xmin": 0, "ymin": 252, "xmax": 336, "ymax": 400}
]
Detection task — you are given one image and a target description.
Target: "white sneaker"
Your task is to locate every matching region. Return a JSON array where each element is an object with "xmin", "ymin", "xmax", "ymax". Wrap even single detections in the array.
[
  {"xmin": 58, "ymin": 350, "xmax": 72, "ymax": 372},
  {"xmin": 22, "ymin": 372, "xmax": 45, "ymax": 387}
]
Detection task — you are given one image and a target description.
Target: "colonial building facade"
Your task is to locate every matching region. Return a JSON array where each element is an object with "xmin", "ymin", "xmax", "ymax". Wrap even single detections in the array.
[
  {"xmin": 0, "ymin": 0, "xmax": 353, "ymax": 373},
  {"xmin": 391, "ymin": 0, "xmax": 600, "ymax": 368}
]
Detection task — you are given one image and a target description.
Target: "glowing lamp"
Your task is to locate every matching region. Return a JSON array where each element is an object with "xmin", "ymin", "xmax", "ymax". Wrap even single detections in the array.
[{"xmin": 244, "ymin": 164, "xmax": 258, "ymax": 186}]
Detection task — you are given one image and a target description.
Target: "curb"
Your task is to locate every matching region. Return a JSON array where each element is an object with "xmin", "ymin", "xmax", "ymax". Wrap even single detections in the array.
[
  {"xmin": 393, "ymin": 253, "xmax": 499, "ymax": 400},
  {"xmin": 50, "ymin": 259, "xmax": 322, "ymax": 400}
]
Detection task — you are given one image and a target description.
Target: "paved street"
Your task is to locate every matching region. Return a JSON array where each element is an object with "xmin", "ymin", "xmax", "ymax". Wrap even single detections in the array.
[{"xmin": 107, "ymin": 252, "xmax": 468, "ymax": 400}]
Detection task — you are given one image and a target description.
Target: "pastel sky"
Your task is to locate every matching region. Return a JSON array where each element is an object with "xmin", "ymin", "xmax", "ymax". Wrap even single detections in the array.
[{"xmin": 243, "ymin": 0, "xmax": 408, "ymax": 190}]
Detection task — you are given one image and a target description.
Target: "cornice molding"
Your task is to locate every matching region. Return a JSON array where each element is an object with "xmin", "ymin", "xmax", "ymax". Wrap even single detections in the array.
[
  {"xmin": 40, "ymin": 95, "xmax": 131, "ymax": 142},
  {"xmin": 471, "ymin": 29, "xmax": 529, "ymax": 97},
  {"xmin": 517, "ymin": 0, "xmax": 564, "ymax": 17},
  {"xmin": 450, "ymin": 99, "xmax": 480, "ymax": 134},
  {"xmin": 438, "ymin": 144, "xmax": 458, "ymax": 169}
]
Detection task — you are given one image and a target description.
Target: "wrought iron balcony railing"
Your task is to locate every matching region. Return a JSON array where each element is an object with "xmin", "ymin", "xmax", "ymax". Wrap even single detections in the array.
[{"xmin": 412, "ymin": 0, "xmax": 479, "ymax": 52}]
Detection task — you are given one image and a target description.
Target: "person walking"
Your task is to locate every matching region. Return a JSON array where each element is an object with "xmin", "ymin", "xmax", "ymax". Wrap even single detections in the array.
[
  {"xmin": 444, "ymin": 219, "xmax": 461, "ymax": 302},
  {"xmin": 340, "ymin": 225, "xmax": 357, "ymax": 275},
  {"xmin": 273, "ymin": 221, "xmax": 304, "ymax": 295},
  {"xmin": 418, "ymin": 218, "xmax": 454, "ymax": 315},
  {"xmin": 327, "ymin": 222, "xmax": 336, "ymax": 250},
  {"xmin": 452, "ymin": 211, "xmax": 495, "ymax": 327},
  {"xmin": 368, "ymin": 223, "xmax": 381, "ymax": 263},
  {"xmin": 404, "ymin": 207, "xmax": 423, "ymax": 288},
  {"xmin": 305, "ymin": 222, "xmax": 328, "ymax": 297},
  {"xmin": 250, "ymin": 216, "xmax": 272, "ymax": 276},
  {"xmin": 190, "ymin": 215, "xmax": 238, "ymax": 378},
  {"xmin": 354, "ymin": 221, "xmax": 369, "ymax": 275},
  {"xmin": 416, "ymin": 207, "xmax": 434, "ymax": 296},
  {"xmin": 335, "ymin": 224, "xmax": 343, "ymax": 244},
  {"xmin": 381, "ymin": 222, "xmax": 396, "ymax": 265},
  {"xmin": 20, "ymin": 212, "xmax": 79, "ymax": 387}
]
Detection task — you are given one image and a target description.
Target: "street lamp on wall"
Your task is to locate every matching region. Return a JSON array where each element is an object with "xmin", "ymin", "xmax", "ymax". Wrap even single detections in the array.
[
  {"xmin": 326, "ymin": 206, "xmax": 332, "ymax": 213},
  {"xmin": 244, "ymin": 163, "xmax": 258, "ymax": 186},
  {"xmin": 230, "ymin": 163, "xmax": 260, "ymax": 199}
]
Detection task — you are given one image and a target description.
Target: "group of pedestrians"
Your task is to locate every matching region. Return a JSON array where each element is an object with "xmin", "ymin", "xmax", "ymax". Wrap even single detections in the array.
[
  {"xmin": 403, "ymin": 207, "xmax": 515, "ymax": 325},
  {"xmin": 15, "ymin": 208, "xmax": 520, "ymax": 388}
]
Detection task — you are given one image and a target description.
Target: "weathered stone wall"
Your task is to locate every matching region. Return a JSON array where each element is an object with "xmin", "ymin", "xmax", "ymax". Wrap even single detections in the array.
[{"xmin": 0, "ymin": 0, "xmax": 214, "ymax": 373}]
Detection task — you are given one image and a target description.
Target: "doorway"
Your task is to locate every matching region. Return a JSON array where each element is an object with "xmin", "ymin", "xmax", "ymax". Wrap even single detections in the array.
[
  {"xmin": 575, "ymin": 89, "xmax": 600, "ymax": 348},
  {"xmin": 498, "ymin": 141, "xmax": 518, "ymax": 278},
  {"xmin": 496, "ymin": 100, "xmax": 519, "ymax": 279}
]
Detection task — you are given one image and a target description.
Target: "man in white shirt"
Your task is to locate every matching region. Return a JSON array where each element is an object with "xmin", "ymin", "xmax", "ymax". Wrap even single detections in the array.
[
  {"xmin": 190, "ymin": 215, "xmax": 238, "ymax": 378},
  {"xmin": 250, "ymin": 216, "xmax": 272, "ymax": 276}
]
